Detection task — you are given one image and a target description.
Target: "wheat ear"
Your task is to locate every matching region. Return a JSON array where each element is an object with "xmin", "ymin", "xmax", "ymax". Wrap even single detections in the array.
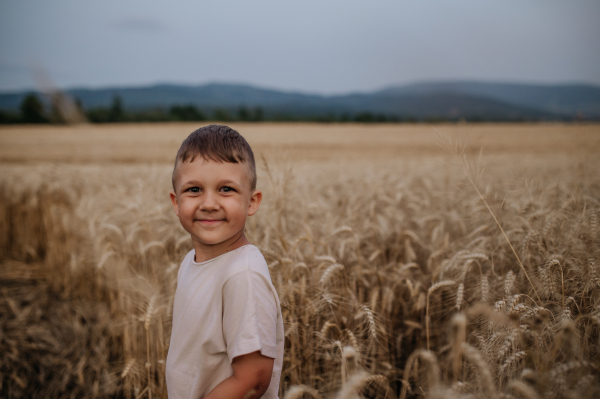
[
  {"xmin": 120, "ymin": 359, "xmax": 136, "ymax": 379},
  {"xmin": 283, "ymin": 385, "xmax": 323, "ymax": 399},
  {"xmin": 333, "ymin": 371, "xmax": 370, "ymax": 399},
  {"xmin": 481, "ymin": 275, "xmax": 489, "ymax": 304},
  {"xmin": 360, "ymin": 305, "xmax": 377, "ymax": 342},
  {"xmin": 455, "ymin": 283, "xmax": 464, "ymax": 311},
  {"xmin": 320, "ymin": 263, "xmax": 344, "ymax": 287},
  {"xmin": 500, "ymin": 351, "xmax": 527, "ymax": 374}
]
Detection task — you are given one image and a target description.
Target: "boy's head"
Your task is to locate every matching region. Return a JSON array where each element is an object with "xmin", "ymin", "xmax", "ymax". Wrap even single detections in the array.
[
  {"xmin": 170, "ymin": 125, "xmax": 262, "ymax": 259},
  {"xmin": 172, "ymin": 125, "xmax": 257, "ymax": 193}
]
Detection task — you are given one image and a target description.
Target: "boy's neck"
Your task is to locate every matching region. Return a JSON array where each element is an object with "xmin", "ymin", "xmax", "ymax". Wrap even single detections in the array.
[{"xmin": 193, "ymin": 231, "xmax": 251, "ymax": 263}]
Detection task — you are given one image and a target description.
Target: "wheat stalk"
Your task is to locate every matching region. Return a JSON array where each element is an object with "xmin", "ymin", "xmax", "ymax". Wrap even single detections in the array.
[
  {"xmin": 461, "ymin": 343, "xmax": 496, "ymax": 398},
  {"xmin": 400, "ymin": 349, "xmax": 441, "ymax": 399},
  {"xmin": 426, "ymin": 280, "xmax": 455, "ymax": 349},
  {"xmin": 507, "ymin": 380, "xmax": 540, "ymax": 399},
  {"xmin": 4, "ymin": 126, "xmax": 600, "ymax": 398},
  {"xmin": 438, "ymin": 134, "xmax": 542, "ymax": 304}
]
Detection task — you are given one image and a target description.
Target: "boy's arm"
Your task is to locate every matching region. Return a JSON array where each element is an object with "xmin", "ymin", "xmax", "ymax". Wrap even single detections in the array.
[{"xmin": 203, "ymin": 351, "xmax": 274, "ymax": 399}]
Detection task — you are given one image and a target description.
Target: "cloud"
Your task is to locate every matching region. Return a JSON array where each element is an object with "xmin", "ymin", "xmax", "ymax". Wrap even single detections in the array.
[{"xmin": 112, "ymin": 17, "xmax": 166, "ymax": 33}]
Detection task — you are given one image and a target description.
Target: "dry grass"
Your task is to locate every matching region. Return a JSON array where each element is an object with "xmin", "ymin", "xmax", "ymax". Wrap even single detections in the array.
[
  {"xmin": 1, "ymin": 123, "xmax": 599, "ymax": 398},
  {"xmin": 1, "ymin": 122, "xmax": 599, "ymax": 163}
]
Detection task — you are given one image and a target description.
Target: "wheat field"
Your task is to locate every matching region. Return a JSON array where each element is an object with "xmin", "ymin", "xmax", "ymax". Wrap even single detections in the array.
[{"xmin": 1, "ymin": 122, "xmax": 599, "ymax": 399}]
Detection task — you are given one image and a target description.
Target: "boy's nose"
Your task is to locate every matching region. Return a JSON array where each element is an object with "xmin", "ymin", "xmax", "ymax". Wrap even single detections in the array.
[{"xmin": 200, "ymin": 191, "xmax": 220, "ymax": 211}]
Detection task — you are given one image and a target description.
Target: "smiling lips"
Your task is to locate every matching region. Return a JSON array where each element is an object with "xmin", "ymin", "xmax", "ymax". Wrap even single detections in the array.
[{"xmin": 196, "ymin": 219, "xmax": 225, "ymax": 225}]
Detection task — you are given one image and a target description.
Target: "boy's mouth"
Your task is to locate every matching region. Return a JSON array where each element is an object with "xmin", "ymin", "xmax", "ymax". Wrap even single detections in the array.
[{"xmin": 197, "ymin": 218, "xmax": 225, "ymax": 225}]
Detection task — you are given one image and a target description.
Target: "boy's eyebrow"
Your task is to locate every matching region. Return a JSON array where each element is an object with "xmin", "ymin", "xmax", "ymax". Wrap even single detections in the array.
[
  {"xmin": 218, "ymin": 178, "xmax": 243, "ymax": 186},
  {"xmin": 179, "ymin": 178, "xmax": 243, "ymax": 187}
]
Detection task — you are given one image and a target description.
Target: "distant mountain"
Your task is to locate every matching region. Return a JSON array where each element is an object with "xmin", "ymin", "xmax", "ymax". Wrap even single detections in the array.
[
  {"xmin": 378, "ymin": 81, "xmax": 600, "ymax": 119},
  {"xmin": 1, "ymin": 81, "xmax": 599, "ymax": 121}
]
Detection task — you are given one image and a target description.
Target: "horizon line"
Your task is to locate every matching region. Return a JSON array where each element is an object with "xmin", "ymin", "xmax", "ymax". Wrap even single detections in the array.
[{"xmin": 1, "ymin": 78, "xmax": 600, "ymax": 97}]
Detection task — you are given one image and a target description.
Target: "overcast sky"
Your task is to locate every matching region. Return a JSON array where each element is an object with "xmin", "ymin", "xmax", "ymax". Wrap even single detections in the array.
[{"xmin": 1, "ymin": 0, "xmax": 599, "ymax": 94}]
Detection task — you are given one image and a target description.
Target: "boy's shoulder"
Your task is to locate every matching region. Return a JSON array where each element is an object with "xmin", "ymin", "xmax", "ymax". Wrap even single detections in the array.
[{"xmin": 222, "ymin": 244, "xmax": 269, "ymax": 279}]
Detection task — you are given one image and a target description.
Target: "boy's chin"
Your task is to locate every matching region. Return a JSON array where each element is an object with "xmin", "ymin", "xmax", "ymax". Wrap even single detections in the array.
[{"xmin": 193, "ymin": 235, "xmax": 239, "ymax": 247}]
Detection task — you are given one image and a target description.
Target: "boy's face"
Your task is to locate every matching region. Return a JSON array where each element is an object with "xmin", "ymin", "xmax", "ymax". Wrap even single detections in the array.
[{"xmin": 170, "ymin": 158, "xmax": 261, "ymax": 257}]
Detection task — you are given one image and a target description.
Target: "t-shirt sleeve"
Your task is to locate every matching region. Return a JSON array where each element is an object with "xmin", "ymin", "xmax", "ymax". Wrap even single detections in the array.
[{"xmin": 222, "ymin": 269, "xmax": 278, "ymax": 363}]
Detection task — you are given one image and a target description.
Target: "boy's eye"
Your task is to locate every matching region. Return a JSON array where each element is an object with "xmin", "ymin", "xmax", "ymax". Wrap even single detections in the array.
[
  {"xmin": 187, "ymin": 187, "xmax": 201, "ymax": 193},
  {"xmin": 221, "ymin": 186, "xmax": 234, "ymax": 193}
]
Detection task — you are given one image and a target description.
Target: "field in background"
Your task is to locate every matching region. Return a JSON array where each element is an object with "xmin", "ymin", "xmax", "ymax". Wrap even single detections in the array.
[
  {"xmin": 1, "ymin": 123, "xmax": 599, "ymax": 398},
  {"xmin": 1, "ymin": 122, "xmax": 599, "ymax": 163}
]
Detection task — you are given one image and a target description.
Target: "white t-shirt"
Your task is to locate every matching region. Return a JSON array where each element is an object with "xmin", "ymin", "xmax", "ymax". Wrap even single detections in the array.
[{"xmin": 166, "ymin": 245, "xmax": 284, "ymax": 399}]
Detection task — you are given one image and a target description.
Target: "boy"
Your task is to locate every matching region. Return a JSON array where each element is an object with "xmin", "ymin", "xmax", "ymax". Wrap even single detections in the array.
[{"xmin": 166, "ymin": 125, "xmax": 284, "ymax": 399}]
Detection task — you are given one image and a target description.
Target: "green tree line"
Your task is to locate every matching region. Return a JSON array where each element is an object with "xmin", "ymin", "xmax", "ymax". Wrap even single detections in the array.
[
  {"xmin": 0, "ymin": 94, "xmax": 267, "ymax": 124},
  {"xmin": 0, "ymin": 93, "xmax": 446, "ymax": 124}
]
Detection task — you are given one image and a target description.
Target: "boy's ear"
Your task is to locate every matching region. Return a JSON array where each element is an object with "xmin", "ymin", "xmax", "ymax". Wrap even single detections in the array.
[
  {"xmin": 170, "ymin": 191, "xmax": 180, "ymax": 217},
  {"xmin": 247, "ymin": 190, "xmax": 262, "ymax": 216}
]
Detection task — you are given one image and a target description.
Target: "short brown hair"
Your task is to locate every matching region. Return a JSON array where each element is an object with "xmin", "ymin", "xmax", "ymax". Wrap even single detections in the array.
[{"xmin": 172, "ymin": 125, "xmax": 257, "ymax": 191}]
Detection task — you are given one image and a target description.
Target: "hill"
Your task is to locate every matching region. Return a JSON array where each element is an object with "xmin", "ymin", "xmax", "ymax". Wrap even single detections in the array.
[
  {"xmin": 1, "ymin": 81, "xmax": 599, "ymax": 121},
  {"xmin": 379, "ymin": 81, "xmax": 600, "ymax": 119}
]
